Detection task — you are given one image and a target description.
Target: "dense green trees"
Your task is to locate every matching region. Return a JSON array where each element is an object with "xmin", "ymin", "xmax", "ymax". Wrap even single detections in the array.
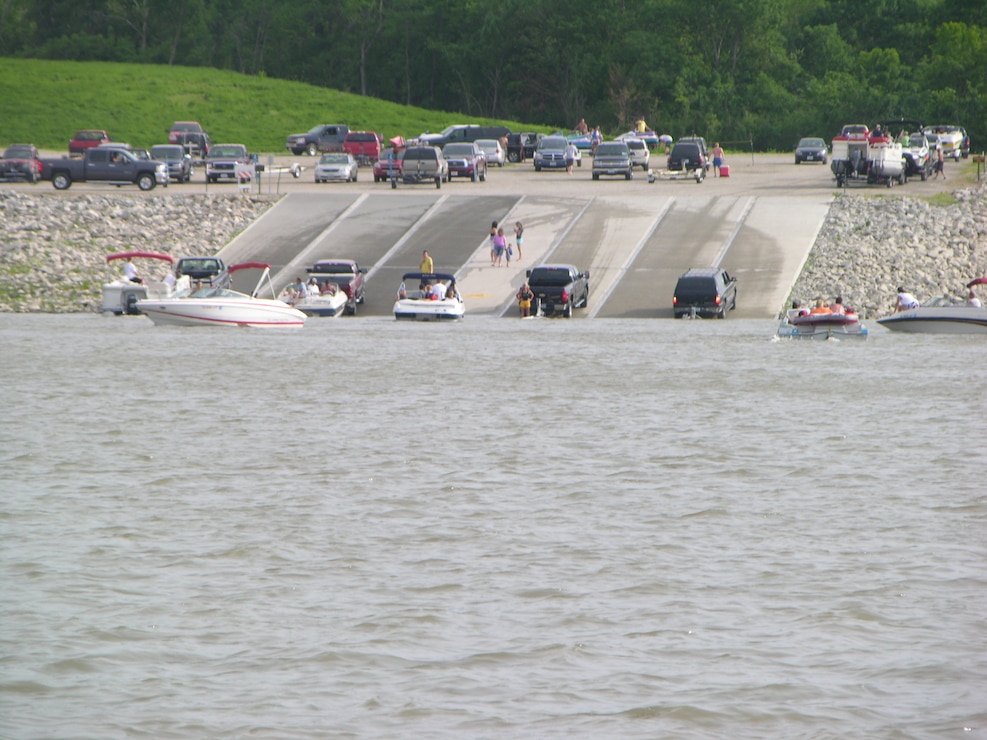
[{"xmin": 1, "ymin": 0, "xmax": 982, "ymax": 149}]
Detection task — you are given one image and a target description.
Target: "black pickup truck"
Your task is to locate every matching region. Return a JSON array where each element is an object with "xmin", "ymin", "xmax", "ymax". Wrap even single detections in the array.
[
  {"xmin": 526, "ymin": 264, "xmax": 590, "ymax": 317},
  {"xmin": 285, "ymin": 124, "xmax": 351, "ymax": 156},
  {"xmin": 40, "ymin": 148, "xmax": 168, "ymax": 190}
]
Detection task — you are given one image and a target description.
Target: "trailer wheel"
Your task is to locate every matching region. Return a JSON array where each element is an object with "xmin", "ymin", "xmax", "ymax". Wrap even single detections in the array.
[{"xmin": 52, "ymin": 171, "xmax": 72, "ymax": 190}]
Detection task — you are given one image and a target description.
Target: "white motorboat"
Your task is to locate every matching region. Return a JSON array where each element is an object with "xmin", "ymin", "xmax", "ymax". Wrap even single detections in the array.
[
  {"xmin": 101, "ymin": 251, "xmax": 189, "ymax": 315},
  {"xmin": 393, "ymin": 272, "xmax": 465, "ymax": 321},
  {"xmin": 777, "ymin": 309, "xmax": 868, "ymax": 339},
  {"xmin": 137, "ymin": 262, "xmax": 306, "ymax": 328},
  {"xmin": 278, "ymin": 282, "xmax": 349, "ymax": 318},
  {"xmin": 877, "ymin": 277, "xmax": 987, "ymax": 334}
]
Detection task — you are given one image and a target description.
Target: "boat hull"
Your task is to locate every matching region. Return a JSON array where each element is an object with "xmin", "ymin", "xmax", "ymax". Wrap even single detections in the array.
[
  {"xmin": 136, "ymin": 298, "xmax": 306, "ymax": 328},
  {"xmin": 292, "ymin": 293, "xmax": 348, "ymax": 317},
  {"xmin": 778, "ymin": 314, "xmax": 868, "ymax": 339},
  {"xmin": 393, "ymin": 298, "xmax": 464, "ymax": 321},
  {"xmin": 877, "ymin": 307, "xmax": 987, "ymax": 334}
]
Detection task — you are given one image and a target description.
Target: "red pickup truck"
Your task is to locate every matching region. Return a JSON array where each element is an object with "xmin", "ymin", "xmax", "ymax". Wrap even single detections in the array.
[
  {"xmin": 69, "ymin": 130, "xmax": 111, "ymax": 155},
  {"xmin": 342, "ymin": 131, "xmax": 383, "ymax": 164}
]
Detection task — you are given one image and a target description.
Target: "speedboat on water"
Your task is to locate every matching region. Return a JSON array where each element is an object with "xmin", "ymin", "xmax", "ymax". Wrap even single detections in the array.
[
  {"xmin": 278, "ymin": 282, "xmax": 349, "ymax": 318},
  {"xmin": 877, "ymin": 290, "xmax": 987, "ymax": 334},
  {"xmin": 393, "ymin": 272, "xmax": 465, "ymax": 321},
  {"xmin": 778, "ymin": 309, "xmax": 868, "ymax": 339},
  {"xmin": 137, "ymin": 262, "xmax": 306, "ymax": 328},
  {"xmin": 101, "ymin": 251, "xmax": 189, "ymax": 315}
]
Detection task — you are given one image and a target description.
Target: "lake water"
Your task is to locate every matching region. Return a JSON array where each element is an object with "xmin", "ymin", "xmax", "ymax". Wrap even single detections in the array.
[{"xmin": 2, "ymin": 314, "xmax": 985, "ymax": 739}]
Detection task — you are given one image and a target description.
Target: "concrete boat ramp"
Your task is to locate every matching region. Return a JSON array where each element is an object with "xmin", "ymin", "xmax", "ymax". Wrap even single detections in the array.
[{"xmin": 218, "ymin": 191, "xmax": 831, "ymax": 319}]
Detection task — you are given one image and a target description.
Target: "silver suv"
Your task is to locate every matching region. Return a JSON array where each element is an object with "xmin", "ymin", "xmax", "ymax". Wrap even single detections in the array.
[
  {"xmin": 624, "ymin": 138, "xmax": 650, "ymax": 170},
  {"xmin": 592, "ymin": 142, "xmax": 633, "ymax": 180},
  {"xmin": 396, "ymin": 146, "xmax": 448, "ymax": 189}
]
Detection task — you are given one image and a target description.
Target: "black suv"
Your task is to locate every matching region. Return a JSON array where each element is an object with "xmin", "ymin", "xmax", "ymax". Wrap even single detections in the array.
[
  {"xmin": 672, "ymin": 267, "xmax": 737, "ymax": 318},
  {"xmin": 526, "ymin": 264, "xmax": 590, "ymax": 317},
  {"xmin": 667, "ymin": 141, "xmax": 708, "ymax": 176}
]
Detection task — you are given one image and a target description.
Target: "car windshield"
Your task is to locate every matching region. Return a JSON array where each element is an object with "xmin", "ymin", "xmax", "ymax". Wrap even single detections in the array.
[
  {"xmin": 151, "ymin": 146, "xmax": 183, "ymax": 159},
  {"xmin": 172, "ymin": 123, "xmax": 200, "ymax": 132},
  {"xmin": 539, "ymin": 137, "xmax": 567, "ymax": 151},
  {"xmin": 3, "ymin": 146, "xmax": 34, "ymax": 157},
  {"xmin": 403, "ymin": 149, "xmax": 435, "ymax": 160},
  {"xmin": 313, "ymin": 263, "xmax": 352, "ymax": 274},
  {"xmin": 626, "ymin": 140, "xmax": 645, "ymax": 150},
  {"xmin": 211, "ymin": 146, "xmax": 245, "ymax": 157},
  {"xmin": 320, "ymin": 154, "xmax": 349, "ymax": 164},
  {"xmin": 476, "ymin": 140, "xmax": 498, "ymax": 149},
  {"xmin": 908, "ymin": 134, "xmax": 927, "ymax": 146},
  {"xmin": 798, "ymin": 138, "xmax": 824, "ymax": 147},
  {"xmin": 595, "ymin": 144, "xmax": 626, "ymax": 156}
]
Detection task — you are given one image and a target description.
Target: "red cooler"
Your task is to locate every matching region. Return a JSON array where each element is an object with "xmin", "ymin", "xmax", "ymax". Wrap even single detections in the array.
[{"xmin": 720, "ymin": 164, "xmax": 730, "ymax": 177}]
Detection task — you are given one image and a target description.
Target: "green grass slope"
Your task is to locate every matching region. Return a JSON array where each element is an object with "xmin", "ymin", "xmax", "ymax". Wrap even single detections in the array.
[{"xmin": 0, "ymin": 58, "xmax": 548, "ymax": 153}]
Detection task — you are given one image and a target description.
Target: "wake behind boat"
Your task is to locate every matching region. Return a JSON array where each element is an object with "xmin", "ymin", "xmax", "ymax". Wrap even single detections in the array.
[
  {"xmin": 137, "ymin": 262, "xmax": 306, "ymax": 328},
  {"xmin": 393, "ymin": 272, "xmax": 464, "ymax": 321},
  {"xmin": 778, "ymin": 309, "xmax": 868, "ymax": 339}
]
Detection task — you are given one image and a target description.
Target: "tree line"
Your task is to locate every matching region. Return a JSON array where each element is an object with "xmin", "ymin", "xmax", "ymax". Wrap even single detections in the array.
[{"xmin": 1, "ymin": 0, "xmax": 984, "ymax": 150}]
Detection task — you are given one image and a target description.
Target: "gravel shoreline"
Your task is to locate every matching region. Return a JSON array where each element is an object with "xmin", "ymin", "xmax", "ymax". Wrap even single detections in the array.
[{"xmin": 1, "ymin": 184, "xmax": 984, "ymax": 317}]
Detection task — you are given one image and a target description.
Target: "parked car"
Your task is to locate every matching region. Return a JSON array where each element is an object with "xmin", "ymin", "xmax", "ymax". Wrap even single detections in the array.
[
  {"xmin": 678, "ymin": 136, "xmax": 711, "ymax": 170},
  {"xmin": 624, "ymin": 137, "xmax": 650, "ymax": 170},
  {"xmin": 505, "ymin": 132, "xmax": 543, "ymax": 162},
  {"xmin": 205, "ymin": 144, "xmax": 251, "ymax": 183},
  {"xmin": 533, "ymin": 136, "xmax": 580, "ymax": 171},
  {"xmin": 69, "ymin": 130, "xmax": 111, "ymax": 155},
  {"xmin": 672, "ymin": 267, "xmax": 737, "ymax": 319},
  {"xmin": 526, "ymin": 264, "xmax": 590, "ymax": 318},
  {"xmin": 342, "ymin": 131, "xmax": 382, "ymax": 164},
  {"xmin": 416, "ymin": 125, "xmax": 510, "ymax": 149},
  {"xmin": 167, "ymin": 122, "xmax": 211, "ymax": 159},
  {"xmin": 443, "ymin": 142, "xmax": 487, "ymax": 181},
  {"xmin": 373, "ymin": 150, "xmax": 404, "ymax": 182},
  {"xmin": 314, "ymin": 152, "xmax": 359, "ymax": 183},
  {"xmin": 794, "ymin": 137, "xmax": 828, "ymax": 164},
  {"xmin": 476, "ymin": 138, "xmax": 505, "ymax": 167},
  {"xmin": 305, "ymin": 259, "xmax": 367, "ymax": 310},
  {"xmin": 667, "ymin": 141, "xmax": 707, "ymax": 174},
  {"xmin": 397, "ymin": 146, "xmax": 447, "ymax": 188},
  {"xmin": 591, "ymin": 141, "xmax": 633, "ymax": 180},
  {"xmin": 285, "ymin": 124, "xmax": 350, "ymax": 156},
  {"xmin": 0, "ymin": 144, "xmax": 42, "ymax": 183},
  {"xmin": 839, "ymin": 124, "xmax": 870, "ymax": 137},
  {"xmin": 902, "ymin": 132, "xmax": 933, "ymax": 180},
  {"xmin": 40, "ymin": 147, "xmax": 167, "ymax": 191},
  {"xmin": 150, "ymin": 144, "xmax": 194, "ymax": 182}
]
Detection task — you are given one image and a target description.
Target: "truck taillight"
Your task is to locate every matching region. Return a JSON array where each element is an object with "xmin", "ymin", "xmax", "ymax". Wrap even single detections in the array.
[
  {"xmin": 672, "ymin": 296, "xmax": 678, "ymax": 305},
  {"xmin": 715, "ymin": 294, "xmax": 722, "ymax": 305},
  {"xmin": 561, "ymin": 289, "xmax": 569, "ymax": 303}
]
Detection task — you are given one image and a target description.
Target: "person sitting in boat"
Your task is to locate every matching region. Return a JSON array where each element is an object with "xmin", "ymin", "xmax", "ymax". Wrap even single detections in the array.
[
  {"xmin": 123, "ymin": 257, "xmax": 143, "ymax": 284},
  {"xmin": 829, "ymin": 296, "xmax": 846, "ymax": 315},
  {"xmin": 431, "ymin": 280, "xmax": 447, "ymax": 300},
  {"xmin": 421, "ymin": 282, "xmax": 432, "ymax": 300},
  {"xmin": 809, "ymin": 298, "xmax": 832, "ymax": 315},
  {"xmin": 320, "ymin": 281, "xmax": 337, "ymax": 296},
  {"xmin": 786, "ymin": 300, "xmax": 809, "ymax": 321},
  {"xmin": 968, "ymin": 290, "xmax": 982, "ymax": 308},
  {"xmin": 895, "ymin": 287, "xmax": 920, "ymax": 312}
]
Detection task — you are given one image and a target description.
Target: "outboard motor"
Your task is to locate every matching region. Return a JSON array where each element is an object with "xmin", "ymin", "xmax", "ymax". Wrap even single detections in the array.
[{"xmin": 124, "ymin": 292, "xmax": 141, "ymax": 315}]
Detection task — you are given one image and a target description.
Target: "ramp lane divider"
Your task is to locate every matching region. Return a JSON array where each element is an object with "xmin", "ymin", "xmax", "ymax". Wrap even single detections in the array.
[
  {"xmin": 712, "ymin": 196, "xmax": 756, "ymax": 268},
  {"xmin": 270, "ymin": 193, "xmax": 369, "ymax": 289},
  {"xmin": 363, "ymin": 194, "xmax": 450, "ymax": 283},
  {"xmin": 495, "ymin": 196, "xmax": 596, "ymax": 317},
  {"xmin": 587, "ymin": 197, "xmax": 676, "ymax": 319},
  {"xmin": 216, "ymin": 192, "xmax": 294, "ymax": 263}
]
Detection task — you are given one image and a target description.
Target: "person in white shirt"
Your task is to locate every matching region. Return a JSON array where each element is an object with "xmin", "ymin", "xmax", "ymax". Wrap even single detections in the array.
[
  {"xmin": 431, "ymin": 280, "xmax": 447, "ymax": 300},
  {"xmin": 895, "ymin": 287, "xmax": 919, "ymax": 312},
  {"xmin": 968, "ymin": 290, "xmax": 982, "ymax": 308},
  {"xmin": 565, "ymin": 142, "xmax": 578, "ymax": 174},
  {"xmin": 123, "ymin": 258, "xmax": 142, "ymax": 283}
]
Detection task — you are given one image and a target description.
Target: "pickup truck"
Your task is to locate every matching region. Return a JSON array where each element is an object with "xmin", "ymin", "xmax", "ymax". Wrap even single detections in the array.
[
  {"xmin": 205, "ymin": 144, "xmax": 251, "ymax": 183},
  {"xmin": 40, "ymin": 147, "xmax": 167, "ymax": 191},
  {"xmin": 306, "ymin": 259, "xmax": 367, "ymax": 313},
  {"xmin": 526, "ymin": 264, "xmax": 590, "ymax": 318},
  {"xmin": 285, "ymin": 124, "xmax": 350, "ymax": 156}
]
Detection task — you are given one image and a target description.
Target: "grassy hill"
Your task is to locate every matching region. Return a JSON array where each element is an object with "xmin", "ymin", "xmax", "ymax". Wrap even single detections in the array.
[{"xmin": 0, "ymin": 58, "xmax": 550, "ymax": 153}]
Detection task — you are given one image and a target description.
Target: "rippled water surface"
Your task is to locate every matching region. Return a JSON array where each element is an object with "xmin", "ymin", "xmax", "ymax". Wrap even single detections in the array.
[{"xmin": 2, "ymin": 314, "xmax": 985, "ymax": 739}]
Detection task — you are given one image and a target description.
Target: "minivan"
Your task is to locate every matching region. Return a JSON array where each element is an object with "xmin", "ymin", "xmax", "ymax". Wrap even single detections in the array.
[{"xmin": 672, "ymin": 267, "xmax": 738, "ymax": 318}]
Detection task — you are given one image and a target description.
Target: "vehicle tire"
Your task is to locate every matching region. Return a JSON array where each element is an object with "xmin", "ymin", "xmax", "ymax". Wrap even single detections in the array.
[
  {"xmin": 480, "ymin": 170, "xmax": 486, "ymax": 182},
  {"xmin": 374, "ymin": 176, "xmax": 380, "ymax": 183},
  {"xmin": 391, "ymin": 178, "xmax": 397, "ymax": 189},
  {"xmin": 137, "ymin": 173, "xmax": 156, "ymax": 191},
  {"xmin": 508, "ymin": 151, "xmax": 520, "ymax": 163},
  {"xmin": 52, "ymin": 171, "xmax": 72, "ymax": 190},
  {"xmin": 306, "ymin": 143, "xmax": 318, "ymax": 156},
  {"xmin": 920, "ymin": 171, "xmax": 927, "ymax": 181},
  {"xmin": 435, "ymin": 177, "xmax": 441, "ymax": 189},
  {"xmin": 626, "ymin": 171, "xmax": 633, "ymax": 180},
  {"xmin": 577, "ymin": 159, "xmax": 581, "ymax": 167},
  {"xmin": 534, "ymin": 165, "xmax": 541, "ymax": 172},
  {"xmin": 471, "ymin": 170, "xmax": 477, "ymax": 182},
  {"xmin": 353, "ymin": 170, "xmax": 358, "ymax": 182},
  {"xmin": 795, "ymin": 158, "xmax": 800, "ymax": 165},
  {"xmin": 563, "ymin": 301, "xmax": 573, "ymax": 318},
  {"xmin": 582, "ymin": 289, "xmax": 589, "ymax": 308},
  {"xmin": 592, "ymin": 173, "xmax": 599, "ymax": 180},
  {"xmin": 718, "ymin": 306, "xmax": 727, "ymax": 319},
  {"xmin": 822, "ymin": 157, "xmax": 827, "ymax": 165}
]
